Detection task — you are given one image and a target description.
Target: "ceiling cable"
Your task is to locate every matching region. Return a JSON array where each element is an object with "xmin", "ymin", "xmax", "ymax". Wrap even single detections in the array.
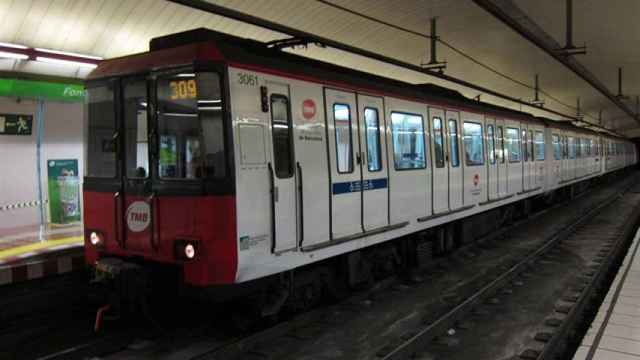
[{"xmin": 315, "ymin": 0, "xmax": 602, "ymax": 123}]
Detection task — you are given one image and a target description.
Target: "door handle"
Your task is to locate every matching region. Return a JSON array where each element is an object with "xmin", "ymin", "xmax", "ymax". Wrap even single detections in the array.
[
  {"xmin": 356, "ymin": 152, "xmax": 362, "ymax": 165},
  {"xmin": 274, "ymin": 186, "xmax": 279, "ymax": 202}
]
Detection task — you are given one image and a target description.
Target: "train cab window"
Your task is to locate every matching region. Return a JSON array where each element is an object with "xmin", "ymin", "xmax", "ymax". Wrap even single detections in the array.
[
  {"xmin": 534, "ymin": 131, "xmax": 544, "ymax": 161},
  {"xmin": 497, "ymin": 126, "xmax": 505, "ymax": 164},
  {"xmin": 364, "ymin": 108, "xmax": 382, "ymax": 172},
  {"xmin": 157, "ymin": 72, "xmax": 226, "ymax": 180},
  {"xmin": 487, "ymin": 124, "xmax": 496, "ymax": 164},
  {"xmin": 391, "ymin": 112, "xmax": 426, "ymax": 170},
  {"xmin": 552, "ymin": 134, "xmax": 561, "ymax": 160},
  {"xmin": 449, "ymin": 119, "xmax": 460, "ymax": 167},
  {"xmin": 123, "ymin": 79, "xmax": 149, "ymax": 179},
  {"xmin": 506, "ymin": 127, "xmax": 521, "ymax": 162},
  {"xmin": 334, "ymin": 104, "xmax": 353, "ymax": 174},
  {"xmin": 85, "ymin": 83, "xmax": 117, "ymax": 178},
  {"xmin": 271, "ymin": 95, "xmax": 294, "ymax": 178},
  {"xmin": 463, "ymin": 121, "xmax": 484, "ymax": 166},
  {"xmin": 433, "ymin": 117, "xmax": 445, "ymax": 168}
]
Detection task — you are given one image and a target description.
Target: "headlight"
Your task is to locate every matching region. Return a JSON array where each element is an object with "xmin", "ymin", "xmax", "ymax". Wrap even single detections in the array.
[
  {"xmin": 175, "ymin": 239, "xmax": 199, "ymax": 261},
  {"xmin": 87, "ymin": 230, "xmax": 105, "ymax": 247}
]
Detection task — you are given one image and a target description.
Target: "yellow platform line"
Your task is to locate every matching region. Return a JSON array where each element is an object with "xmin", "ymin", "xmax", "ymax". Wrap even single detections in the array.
[{"xmin": 0, "ymin": 236, "xmax": 83, "ymax": 260}]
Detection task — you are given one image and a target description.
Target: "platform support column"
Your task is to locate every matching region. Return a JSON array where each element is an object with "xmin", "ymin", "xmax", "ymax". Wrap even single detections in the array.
[{"xmin": 35, "ymin": 98, "xmax": 46, "ymax": 237}]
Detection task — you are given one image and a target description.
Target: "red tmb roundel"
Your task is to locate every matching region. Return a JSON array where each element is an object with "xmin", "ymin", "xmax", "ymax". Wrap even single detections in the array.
[{"xmin": 302, "ymin": 99, "xmax": 316, "ymax": 120}]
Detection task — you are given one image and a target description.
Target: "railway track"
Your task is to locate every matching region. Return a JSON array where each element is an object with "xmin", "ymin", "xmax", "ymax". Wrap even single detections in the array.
[
  {"xmin": 379, "ymin": 181, "xmax": 640, "ymax": 360},
  {"xmin": 28, "ymin": 171, "xmax": 639, "ymax": 360}
]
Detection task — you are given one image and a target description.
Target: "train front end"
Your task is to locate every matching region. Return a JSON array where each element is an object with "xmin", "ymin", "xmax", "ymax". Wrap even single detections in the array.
[{"xmin": 83, "ymin": 40, "xmax": 237, "ymax": 288}]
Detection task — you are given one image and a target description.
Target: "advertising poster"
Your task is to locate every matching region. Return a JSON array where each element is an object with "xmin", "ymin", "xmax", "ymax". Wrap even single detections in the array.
[{"xmin": 47, "ymin": 159, "xmax": 81, "ymax": 224}]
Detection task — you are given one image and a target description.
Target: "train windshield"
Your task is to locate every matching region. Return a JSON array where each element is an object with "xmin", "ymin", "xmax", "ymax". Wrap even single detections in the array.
[
  {"xmin": 156, "ymin": 72, "xmax": 225, "ymax": 180},
  {"xmin": 85, "ymin": 83, "xmax": 117, "ymax": 178},
  {"xmin": 84, "ymin": 71, "xmax": 226, "ymax": 181}
]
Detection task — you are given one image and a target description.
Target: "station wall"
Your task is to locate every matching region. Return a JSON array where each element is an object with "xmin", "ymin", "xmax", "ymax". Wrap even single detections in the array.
[{"xmin": 0, "ymin": 97, "xmax": 84, "ymax": 230}]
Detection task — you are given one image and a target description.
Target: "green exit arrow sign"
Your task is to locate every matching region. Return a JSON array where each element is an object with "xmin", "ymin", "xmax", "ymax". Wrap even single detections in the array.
[{"xmin": 0, "ymin": 114, "xmax": 33, "ymax": 135}]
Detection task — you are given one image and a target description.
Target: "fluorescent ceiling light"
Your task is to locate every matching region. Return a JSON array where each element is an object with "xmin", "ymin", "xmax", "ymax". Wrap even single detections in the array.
[
  {"xmin": 0, "ymin": 42, "xmax": 27, "ymax": 49},
  {"xmin": 0, "ymin": 51, "xmax": 28, "ymax": 60},
  {"xmin": 176, "ymin": 73, "xmax": 196, "ymax": 77},
  {"xmin": 35, "ymin": 47, "xmax": 102, "ymax": 60},
  {"xmin": 36, "ymin": 56, "xmax": 98, "ymax": 68}
]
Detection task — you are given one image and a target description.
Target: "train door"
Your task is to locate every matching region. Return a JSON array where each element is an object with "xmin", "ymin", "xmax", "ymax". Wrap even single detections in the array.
[
  {"xmin": 430, "ymin": 107, "xmax": 448, "ymax": 214},
  {"xmin": 486, "ymin": 118, "xmax": 499, "ymax": 200},
  {"xmin": 268, "ymin": 83, "xmax": 298, "ymax": 252},
  {"xmin": 521, "ymin": 125, "xmax": 531, "ymax": 191},
  {"xmin": 568, "ymin": 135, "xmax": 576, "ymax": 179},
  {"xmin": 446, "ymin": 111, "xmax": 463, "ymax": 210},
  {"xmin": 496, "ymin": 120, "xmax": 508, "ymax": 198},
  {"xmin": 325, "ymin": 88, "xmax": 361, "ymax": 239},
  {"xmin": 533, "ymin": 128, "xmax": 545, "ymax": 188},
  {"xmin": 551, "ymin": 133, "xmax": 561, "ymax": 185},
  {"xmin": 461, "ymin": 112, "xmax": 487, "ymax": 206},
  {"xmin": 598, "ymin": 137, "xmax": 603, "ymax": 173},
  {"xmin": 561, "ymin": 134, "xmax": 568, "ymax": 181},
  {"xmin": 505, "ymin": 120, "xmax": 522, "ymax": 195},
  {"xmin": 120, "ymin": 77, "xmax": 154, "ymax": 253},
  {"xmin": 357, "ymin": 94, "xmax": 389, "ymax": 230}
]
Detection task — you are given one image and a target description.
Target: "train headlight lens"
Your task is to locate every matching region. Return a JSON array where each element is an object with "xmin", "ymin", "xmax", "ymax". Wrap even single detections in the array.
[
  {"xmin": 88, "ymin": 231, "xmax": 104, "ymax": 247},
  {"xmin": 175, "ymin": 239, "xmax": 199, "ymax": 261},
  {"xmin": 184, "ymin": 244, "xmax": 196, "ymax": 259}
]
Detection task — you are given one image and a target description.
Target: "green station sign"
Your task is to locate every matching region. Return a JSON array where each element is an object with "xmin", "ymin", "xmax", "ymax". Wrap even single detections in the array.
[
  {"xmin": 0, "ymin": 113, "xmax": 33, "ymax": 135},
  {"xmin": 0, "ymin": 78, "xmax": 85, "ymax": 102}
]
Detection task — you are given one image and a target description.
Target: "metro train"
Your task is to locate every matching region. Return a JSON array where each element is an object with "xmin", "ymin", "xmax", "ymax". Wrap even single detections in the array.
[{"xmin": 83, "ymin": 28, "xmax": 636, "ymax": 309}]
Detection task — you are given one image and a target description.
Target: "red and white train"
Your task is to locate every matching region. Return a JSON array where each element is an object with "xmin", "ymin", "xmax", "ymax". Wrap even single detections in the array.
[{"xmin": 83, "ymin": 29, "xmax": 636, "ymax": 303}]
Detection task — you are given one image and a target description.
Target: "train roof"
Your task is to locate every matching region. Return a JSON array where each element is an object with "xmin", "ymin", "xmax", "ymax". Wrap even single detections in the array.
[{"xmin": 92, "ymin": 28, "xmax": 626, "ymax": 141}]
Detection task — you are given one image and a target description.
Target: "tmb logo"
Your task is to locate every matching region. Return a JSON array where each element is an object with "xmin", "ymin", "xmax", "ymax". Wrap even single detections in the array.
[
  {"xmin": 473, "ymin": 174, "xmax": 480, "ymax": 187},
  {"xmin": 125, "ymin": 201, "xmax": 151, "ymax": 232},
  {"xmin": 302, "ymin": 99, "xmax": 316, "ymax": 120}
]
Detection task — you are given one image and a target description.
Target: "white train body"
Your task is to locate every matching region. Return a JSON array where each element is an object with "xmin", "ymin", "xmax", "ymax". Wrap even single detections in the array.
[{"xmin": 230, "ymin": 66, "xmax": 636, "ymax": 283}]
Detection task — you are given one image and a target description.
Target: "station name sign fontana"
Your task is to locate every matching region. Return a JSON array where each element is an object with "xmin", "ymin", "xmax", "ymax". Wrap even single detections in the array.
[
  {"xmin": 0, "ymin": 114, "xmax": 33, "ymax": 136},
  {"xmin": 0, "ymin": 78, "xmax": 85, "ymax": 102}
]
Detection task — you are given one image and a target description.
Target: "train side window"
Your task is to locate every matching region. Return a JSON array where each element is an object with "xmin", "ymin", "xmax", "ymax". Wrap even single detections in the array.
[
  {"xmin": 577, "ymin": 138, "xmax": 582, "ymax": 158},
  {"xmin": 497, "ymin": 126, "xmax": 505, "ymax": 164},
  {"xmin": 448, "ymin": 119, "xmax": 460, "ymax": 167},
  {"xmin": 534, "ymin": 131, "xmax": 545, "ymax": 161},
  {"xmin": 433, "ymin": 117, "xmax": 445, "ymax": 168},
  {"xmin": 506, "ymin": 127, "xmax": 521, "ymax": 162},
  {"xmin": 334, "ymin": 103, "xmax": 353, "ymax": 174},
  {"xmin": 487, "ymin": 124, "xmax": 496, "ymax": 164},
  {"xmin": 364, "ymin": 107, "xmax": 382, "ymax": 172},
  {"xmin": 568, "ymin": 137, "xmax": 576, "ymax": 159},
  {"xmin": 463, "ymin": 121, "xmax": 484, "ymax": 166},
  {"xmin": 391, "ymin": 112, "xmax": 426, "ymax": 170},
  {"xmin": 271, "ymin": 95, "xmax": 294, "ymax": 178},
  {"xmin": 552, "ymin": 134, "xmax": 561, "ymax": 160}
]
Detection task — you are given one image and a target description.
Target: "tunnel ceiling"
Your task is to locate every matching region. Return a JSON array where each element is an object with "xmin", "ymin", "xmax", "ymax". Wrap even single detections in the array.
[{"xmin": 0, "ymin": 0, "xmax": 638, "ymax": 136}]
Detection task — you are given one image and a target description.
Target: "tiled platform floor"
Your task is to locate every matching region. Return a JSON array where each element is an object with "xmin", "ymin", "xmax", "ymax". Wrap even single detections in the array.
[{"xmin": 573, "ymin": 227, "xmax": 640, "ymax": 360}]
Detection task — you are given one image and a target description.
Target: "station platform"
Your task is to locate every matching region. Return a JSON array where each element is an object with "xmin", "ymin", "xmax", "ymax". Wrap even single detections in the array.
[
  {"xmin": 0, "ymin": 224, "xmax": 85, "ymax": 286},
  {"xmin": 573, "ymin": 227, "xmax": 640, "ymax": 360}
]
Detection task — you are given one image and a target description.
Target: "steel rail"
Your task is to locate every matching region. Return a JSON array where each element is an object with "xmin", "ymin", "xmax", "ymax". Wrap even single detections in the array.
[{"xmin": 166, "ymin": 0, "xmax": 621, "ymax": 136}]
